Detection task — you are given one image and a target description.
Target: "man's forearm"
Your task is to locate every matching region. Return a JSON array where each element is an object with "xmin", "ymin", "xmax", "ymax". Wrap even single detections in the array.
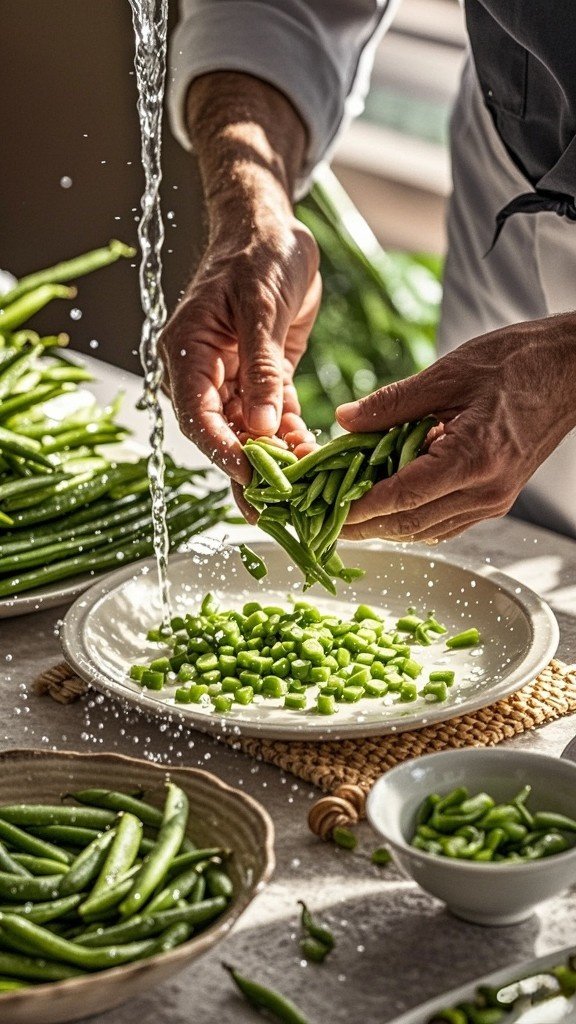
[{"xmin": 186, "ymin": 72, "xmax": 308, "ymax": 233}]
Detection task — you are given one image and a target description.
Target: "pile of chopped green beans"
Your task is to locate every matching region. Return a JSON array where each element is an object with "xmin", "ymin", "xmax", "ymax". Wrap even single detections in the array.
[
  {"xmin": 427, "ymin": 951, "xmax": 576, "ymax": 1023},
  {"xmin": 0, "ymin": 242, "xmax": 230, "ymax": 597},
  {"xmin": 0, "ymin": 784, "xmax": 232, "ymax": 992},
  {"xmin": 411, "ymin": 784, "xmax": 576, "ymax": 862},
  {"xmin": 240, "ymin": 419, "xmax": 436, "ymax": 593},
  {"xmin": 131, "ymin": 592, "xmax": 481, "ymax": 716}
]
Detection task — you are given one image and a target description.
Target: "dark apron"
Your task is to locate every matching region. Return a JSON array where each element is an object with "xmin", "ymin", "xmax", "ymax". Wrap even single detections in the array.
[{"xmin": 465, "ymin": 0, "xmax": 576, "ymax": 246}]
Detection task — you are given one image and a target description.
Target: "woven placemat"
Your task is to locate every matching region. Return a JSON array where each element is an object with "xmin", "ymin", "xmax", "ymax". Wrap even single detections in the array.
[{"xmin": 34, "ymin": 658, "xmax": 576, "ymax": 838}]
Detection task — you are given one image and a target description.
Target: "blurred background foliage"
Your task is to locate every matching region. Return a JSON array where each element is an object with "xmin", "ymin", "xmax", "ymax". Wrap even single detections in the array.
[{"xmin": 295, "ymin": 168, "xmax": 442, "ymax": 436}]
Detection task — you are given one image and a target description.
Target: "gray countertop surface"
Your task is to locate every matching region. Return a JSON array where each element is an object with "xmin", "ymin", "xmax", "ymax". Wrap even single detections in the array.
[{"xmin": 2, "ymin": 357, "xmax": 576, "ymax": 1024}]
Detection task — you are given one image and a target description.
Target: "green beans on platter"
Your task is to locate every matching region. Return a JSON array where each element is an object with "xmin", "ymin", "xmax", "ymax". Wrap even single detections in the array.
[
  {"xmin": 0, "ymin": 783, "xmax": 233, "ymax": 991},
  {"xmin": 426, "ymin": 952, "xmax": 576, "ymax": 1023},
  {"xmin": 0, "ymin": 243, "xmax": 231, "ymax": 598},
  {"xmin": 240, "ymin": 421, "xmax": 436, "ymax": 592},
  {"xmin": 411, "ymin": 784, "xmax": 576, "ymax": 863},
  {"xmin": 131, "ymin": 593, "xmax": 481, "ymax": 717}
]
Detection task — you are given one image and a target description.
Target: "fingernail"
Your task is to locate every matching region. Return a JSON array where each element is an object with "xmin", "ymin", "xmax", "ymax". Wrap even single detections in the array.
[
  {"xmin": 337, "ymin": 402, "xmax": 357, "ymax": 422},
  {"xmin": 250, "ymin": 404, "xmax": 278, "ymax": 434}
]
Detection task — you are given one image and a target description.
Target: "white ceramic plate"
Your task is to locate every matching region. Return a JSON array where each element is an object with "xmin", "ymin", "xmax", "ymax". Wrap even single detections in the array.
[
  {"xmin": 61, "ymin": 539, "xmax": 559, "ymax": 741},
  {"xmin": 389, "ymin": 944, "xmax": 576, "ymax": 1023}
]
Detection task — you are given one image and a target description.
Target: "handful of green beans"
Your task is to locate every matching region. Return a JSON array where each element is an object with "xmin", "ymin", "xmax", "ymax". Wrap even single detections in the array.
[
  {"xmin": 241, "ymin": 418, "xmax": 436, "ymax": 593},
  {"xmin": 412, "ymin": 784, "xmax": 576, "ymax": 863},
  {"xmin": 0, "ymin": 784, "xmax": 233, "ymax": 992},
  {"xmin": 427, "ymin": 952, "xmax": 576, "ymax": 1023},
  {"xmin": 132, "ymin": 592, "xmax": 480, "ymax": 716},
  {"xmin": 0, "ymin": 242, "xmax": 230, "ymax": 597}
]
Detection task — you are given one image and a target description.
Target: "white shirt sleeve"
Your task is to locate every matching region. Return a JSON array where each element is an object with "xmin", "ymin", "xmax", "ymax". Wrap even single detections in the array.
[{"xmin": 167, "ymin": 0, "xmax": 397, "ymax": 196}]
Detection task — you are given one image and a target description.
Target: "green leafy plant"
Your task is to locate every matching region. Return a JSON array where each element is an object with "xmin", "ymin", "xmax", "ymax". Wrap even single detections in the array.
[{"xmin": 295, "ymin": 167, "xmax": 442, "ymax": 435}]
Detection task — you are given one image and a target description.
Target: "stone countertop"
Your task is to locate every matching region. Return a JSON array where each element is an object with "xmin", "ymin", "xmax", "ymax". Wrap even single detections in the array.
[{"xmin": 2, "ymin": 357, "xmax": 576, "ymax": 1024}]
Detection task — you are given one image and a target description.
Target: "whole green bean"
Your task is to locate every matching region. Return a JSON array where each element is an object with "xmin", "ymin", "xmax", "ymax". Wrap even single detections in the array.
[
  {"xmin": 0, "ymin": 425, "xmax": 53, "ymax": 470},
  {"xmin": 119, "ymin": 783, "xmax": 189, "ymax": 918},
  {"xmin": 283, "ymin": 432, "xmax": 382, "ymax": 482},
  {"xmin": 205, "ymin": 866, "xmax": 233, "ymax": 900},
  {"xmin": 0, "ymin": 950, "xmax": 84, "ymax": 982},
  {"xmin": 0, "ymin": 913, "xmax": 164, "ymax": 970},
  {"xmin": 11, "ymin": 855, "xmax": 68, "ymax": 877},
  {"xmin": 244, "ymin": 445, "xmax": 293, "ymax": 494},
  {"xmin": 59, "ymin": 829, "xmax": 116, "ymax": 896},
  {"xmin": 532, "ymin": 811, "xmax": 576, "ymax": 833},
  {"xmin": 67, "ymin": 789, "xmax": 164, "ymax": 829},
  {"xmin": 0, "ymin": 805, "xmax": 116, "ymax": 830},
  {"xmin": 224, "ymin": 964, "xmax": 313, "ymax": 1024},
  {"xmin": 398, "ymin": 416, "xmax": 436, "ymax": 470},
  {"xmin": 166, "ymin": 848, "xmax": 225, "ymax": 878},
  {"xmin": 0, "ymin": 470, "xmax": 70, "ymax": 502},
  {"xmin": 321, "ymin": 469, "xmax": 345, "ymax": 505},
  {"xmin": 0, "ymin": 843, "xmax": 32, "ymax": 879},
  {"xmin": 78, "ymin": 865, "xmax": 140, "ymax": 921},
  {"xmin": 0, "ymin": 978, "xmax": 29, "ymax": 991},
  {"xmin": 0, "ymin": 240, "xmax": 135, "ymax": 306},
  {"xmin": 245, "ymin": 439, "xmax": 297, "ymax": 465},
  {"xmin": 0, "ymin": 873, "xmax": 63, "ymax": 901},
  {"xmin": 145, "ymin": 864, "xmax": 204, "ymax": 915},
  {"xmin": 27, "ymin": 825, "xmax": 101, "ymax": 848},
  {"xmin": 39, "ymin": 366, "xmax": 95, "ymax": 386},
  {"xmin": 74, "ymin": 896, "xmax": 227, "ymax": 947},
  {"xmin": 0, "ymin": 343, "xmax": 43, "ymax": 401},
  {"xmin": 0, "ymin": 285, "xmax": 76, "ymax": 332},
  {"xmin": 89, "ymin": 812, "xmax": 142, "ymax": 898},
  {"xmin": 340, "ymin": 479, "xmax": 372, "ymax": 503},
  {"xmin": 0, "ymin": 895, "xmax": 83, "ymax": 926},
  {"xmin": 0, "ymin": 819, "xmax": 71, "ymax": 865},
  {"xmin": 299, "ymin": 471, "xmax": 328, "ymax": 511},
  {"xmin": 368, "ymin": 426, "xmax": 401, "ymax": 465}
]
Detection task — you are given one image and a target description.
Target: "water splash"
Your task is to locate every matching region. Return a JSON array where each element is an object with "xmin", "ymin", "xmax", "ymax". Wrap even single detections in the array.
[{"xmin": 129, "ymin": 0, "xmax": 170, "ymax": 622}]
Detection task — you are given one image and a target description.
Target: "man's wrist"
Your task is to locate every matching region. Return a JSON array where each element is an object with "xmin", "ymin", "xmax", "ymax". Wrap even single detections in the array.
[{"xmin": 186, "ymin": 71, "xmax": 307, "ymax": 226}]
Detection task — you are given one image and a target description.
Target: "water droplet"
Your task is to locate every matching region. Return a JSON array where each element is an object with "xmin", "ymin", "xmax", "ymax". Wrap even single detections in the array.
[
  {"xmin": 89, "ymin": 338, "xmax": 99, "ymax": 349},
  {"xmin": 70, "ymin": 308, "xmax": 82, "ymax": 321},
  {"xmin": 60, "ymin": 175, "xmax": 73, "ymax": 189}
]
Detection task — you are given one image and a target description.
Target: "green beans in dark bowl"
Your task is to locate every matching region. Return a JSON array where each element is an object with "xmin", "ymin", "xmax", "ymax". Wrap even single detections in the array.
[
  {"xmin": 0, "ymin": 749, "xmax": 274, "ymax": 1024},
  {"xmin": 367, "ymin": 748, "xmax": 576, "ymax": 926}
]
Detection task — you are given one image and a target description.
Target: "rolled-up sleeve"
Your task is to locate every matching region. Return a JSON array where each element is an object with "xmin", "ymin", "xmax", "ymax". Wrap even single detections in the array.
[{"xmin": 168, "ymin": 0, "xmax": 395, "ymax": 195}]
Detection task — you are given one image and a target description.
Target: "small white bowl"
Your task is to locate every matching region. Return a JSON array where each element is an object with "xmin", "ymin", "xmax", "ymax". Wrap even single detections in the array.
[{"xmin": 366, "ymin": 748, "xmax": 576, "ymax": 926}]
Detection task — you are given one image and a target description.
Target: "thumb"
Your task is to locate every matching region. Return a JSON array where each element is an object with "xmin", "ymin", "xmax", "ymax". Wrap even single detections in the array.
[
  {"xmin": 336, "ymin": 366, "xmax": 446, "ymax": 432},
  {"xmin": 238, "ymin": 323, "xmax": 284, "ymax": 436}
]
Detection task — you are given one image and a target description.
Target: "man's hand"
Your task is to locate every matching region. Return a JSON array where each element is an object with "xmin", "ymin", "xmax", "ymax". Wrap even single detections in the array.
[
  {"xmin": 160, "ymin": 72, "xmax": 320, "ymax": 485},
  {"xmin": 337, "ymin": 314, "xmax": 576, "ymax": 542}
]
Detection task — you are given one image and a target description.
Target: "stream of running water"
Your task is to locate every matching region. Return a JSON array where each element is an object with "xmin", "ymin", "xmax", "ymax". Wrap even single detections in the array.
[{"xmin": 129, "ymin": 0, "xmax": 171, "ymax": 623}]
